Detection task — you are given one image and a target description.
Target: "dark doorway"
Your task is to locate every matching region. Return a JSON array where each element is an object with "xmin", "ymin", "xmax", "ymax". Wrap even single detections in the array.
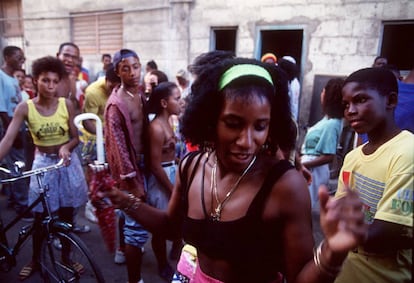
[
  {"xmin": 213, "ymin": 28, "xmax": 237, "ymax": 53},
  {"xmin": 381, "ymin": 21, "xmax": 414, "ymax": 71},
  {"xmin": 260, "ymin": 29, "xmax": 303, "ymax": 68}
]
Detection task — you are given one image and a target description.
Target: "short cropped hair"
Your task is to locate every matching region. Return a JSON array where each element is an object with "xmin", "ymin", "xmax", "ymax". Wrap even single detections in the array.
[
  {"xmin": 57, "ymin": 42, "xmax": 80, "ymax": 54},
  {"xmin": 181, "ymin": 57, "xmax": 295, "ymax": 155},
  {"xmin": 32, "ymin": 56, "xmax": 67, "ymax": 80},
  {"xmin": 105, "ymin": 63, "xmax": 120, "ymax": 84},
  {"xmin": 150, "ymin": 70, "xmax": 168, "ymax": 84},
  {"xmin": 147, "ymin": 60, "xmax": 158, "ymax": 70},
  {"xmin": 102, "ymin": 53, "xmax": 111, "ymax": 60},
  {"xmin": 344, "ymin": 67, "xmax": 398, "ymax": 97},
  {"xmin": 3, "ymin": 46, "xmax": 22, "ymax": 59}
]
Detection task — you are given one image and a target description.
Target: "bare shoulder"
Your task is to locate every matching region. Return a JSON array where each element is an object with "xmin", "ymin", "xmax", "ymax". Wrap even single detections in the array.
[
  {"xmin": 149, "ymin": 118, "xmax": 164, "ymax": 132},
  {"xmin": 265, "ymin": 165, "xmax": 311, "ymax": 218},
  {"xmin": 15, "ymin": 101, "xmax": 29, "ymax": 117}
]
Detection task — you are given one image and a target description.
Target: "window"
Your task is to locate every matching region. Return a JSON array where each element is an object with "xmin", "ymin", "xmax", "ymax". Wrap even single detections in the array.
[
  {"xmin": 211, "ymin": 27, "xmax": 237, "ymax": 53},
  {"xmin": 0, "ymin": 0, "xmax": 23, "ymax": 37},
  {"xmin": 71, "ymin": 10, "xmax": 123, "ymax": 55},
  {"xmin": 380, "ymin": 21, "xmax": 414, "ymax": 71}
]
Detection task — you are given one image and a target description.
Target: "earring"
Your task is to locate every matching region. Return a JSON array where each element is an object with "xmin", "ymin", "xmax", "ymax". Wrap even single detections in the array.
[
  {"xmin": 203, "ymin": 141, "xmax": 214, "ymax": 158},
  {"xmin": 262, "ymin": 138, "xmax": 271, "ymax": 153}
]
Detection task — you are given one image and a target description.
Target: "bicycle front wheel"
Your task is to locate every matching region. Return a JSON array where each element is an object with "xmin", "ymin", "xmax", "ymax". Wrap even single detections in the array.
[{"xmin": 40, "ymin": 231, "xmax": 105, "ymax": 283}]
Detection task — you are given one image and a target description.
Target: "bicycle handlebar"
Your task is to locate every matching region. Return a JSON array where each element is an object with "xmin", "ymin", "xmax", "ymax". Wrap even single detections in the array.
[{"xmin": 0, "ymin": 159, "xmax": 65, "ymax": 183}]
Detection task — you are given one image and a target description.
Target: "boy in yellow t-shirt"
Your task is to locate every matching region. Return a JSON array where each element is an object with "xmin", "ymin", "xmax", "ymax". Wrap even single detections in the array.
[{"xmin": 335, "ymin": 67, "xmax": 413, "ymax": 283}]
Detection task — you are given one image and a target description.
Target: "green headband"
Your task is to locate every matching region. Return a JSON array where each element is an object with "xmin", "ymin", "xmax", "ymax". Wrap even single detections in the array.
[{"xmin": 218, "ymin": 64, "xmax": 273, "ymax": 91}]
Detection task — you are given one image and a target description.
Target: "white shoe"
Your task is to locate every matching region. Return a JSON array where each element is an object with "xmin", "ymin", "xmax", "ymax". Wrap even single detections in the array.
[
  {"xmin": 85, "ymin": 201, "xmax": 98, "ymax": 223},
  {"xmin": 114, "ymin": 249, "xmax": 126, "ymax": 264}
]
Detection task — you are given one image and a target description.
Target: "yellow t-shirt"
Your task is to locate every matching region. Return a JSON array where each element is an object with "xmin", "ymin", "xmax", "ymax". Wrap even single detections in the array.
[
  {"xmin": 83, "ymin": 78, "xmax": 108, "ymax": 126},
  {"xmin": 27, "ymin": 97, "xmax": 70, "ymax": 147},
  {"xmin": 335, "ymin": 130, "xmax": 413, "ymax": 283}
]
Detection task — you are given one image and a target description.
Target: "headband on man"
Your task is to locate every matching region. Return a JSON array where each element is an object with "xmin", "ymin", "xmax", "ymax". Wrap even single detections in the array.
[{"xmin": 218, "ymin": 64, "xmax": 274, "ymax": 91}]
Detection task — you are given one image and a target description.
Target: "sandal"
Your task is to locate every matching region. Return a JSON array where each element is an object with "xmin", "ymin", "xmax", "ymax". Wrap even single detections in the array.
[
  {"xmin": 70, "ymin": 261, "xmax": 85, "ymax": 274},
  {"xmin": 19, "ymin": 262, "xmax": 38, "ymax": 281},
  {"xmin": 65, "ymin": 261, "xmax": 85, "ymax": 274}
]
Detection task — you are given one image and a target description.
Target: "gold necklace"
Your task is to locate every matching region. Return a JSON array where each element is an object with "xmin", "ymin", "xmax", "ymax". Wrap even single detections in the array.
[
  {"xmin": 210, "ymin": 154, "xmax": 257, "ymax": 221},
  {"xmin": 121, "ymin": 84, "xmax": 135, "ymax": 98}
]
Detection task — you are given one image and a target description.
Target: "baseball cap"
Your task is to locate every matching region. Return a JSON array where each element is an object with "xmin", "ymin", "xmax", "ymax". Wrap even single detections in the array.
[{"xmin": 113, "ymin": 49, "xmax": 139, "ymax": 69}]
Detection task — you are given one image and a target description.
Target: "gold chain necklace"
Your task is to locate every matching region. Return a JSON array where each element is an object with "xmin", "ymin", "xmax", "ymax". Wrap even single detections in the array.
[
  {"xmin": 121, "ymin": 84, "xmax": 135, "ymax": 98},
  {"xmin": 210, "ymin": 154, "xmax": 257, "ymax": 221}
]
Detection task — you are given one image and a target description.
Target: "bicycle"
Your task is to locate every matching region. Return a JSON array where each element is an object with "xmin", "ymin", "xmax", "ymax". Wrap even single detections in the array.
[{"xmin": 0, "ymin": 159, "xmax": 105, "ymax": 282}]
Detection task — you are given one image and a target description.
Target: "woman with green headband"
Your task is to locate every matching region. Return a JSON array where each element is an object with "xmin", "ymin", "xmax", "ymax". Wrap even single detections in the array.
[{"xmin": 104, "ymin": 57, "xmax": 367, "ymax": 283}]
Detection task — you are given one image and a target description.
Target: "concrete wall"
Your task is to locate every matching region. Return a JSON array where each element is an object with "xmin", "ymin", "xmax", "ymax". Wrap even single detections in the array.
[{"xmin": 16, "ymin": 0, "xmax": 414, "ymax": 133}]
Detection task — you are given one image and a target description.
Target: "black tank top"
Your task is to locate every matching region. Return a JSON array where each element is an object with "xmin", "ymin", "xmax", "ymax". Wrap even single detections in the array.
[{"xmin": 180, "ymin": 152, "xmax": 294, "ymax": 282}]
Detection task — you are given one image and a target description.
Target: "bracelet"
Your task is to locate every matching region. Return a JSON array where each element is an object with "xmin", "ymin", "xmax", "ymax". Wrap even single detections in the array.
[
  {"xmin": 122, "ymin": 194, "xmax": 142, "ymax": 214},
  {"xmin": 313, "ymin": 240, "xmax": 342, "ymax": 278}
]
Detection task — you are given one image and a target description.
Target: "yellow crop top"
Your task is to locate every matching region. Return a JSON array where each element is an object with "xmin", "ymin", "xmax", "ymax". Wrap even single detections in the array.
[{"xmin": 27, "ymin": 97, "xmax": 70, "ymax": 147}]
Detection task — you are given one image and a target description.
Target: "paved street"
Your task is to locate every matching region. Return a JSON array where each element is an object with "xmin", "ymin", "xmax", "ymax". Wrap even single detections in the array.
[{"xmin": 0, "ymin": 183, "xmax": 330, "ymax": 283}]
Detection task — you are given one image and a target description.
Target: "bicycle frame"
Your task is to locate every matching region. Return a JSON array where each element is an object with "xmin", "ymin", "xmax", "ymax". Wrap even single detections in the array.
[{"xmin": 0, "ymin": 160, "xmax": 71, "ymax": 271}]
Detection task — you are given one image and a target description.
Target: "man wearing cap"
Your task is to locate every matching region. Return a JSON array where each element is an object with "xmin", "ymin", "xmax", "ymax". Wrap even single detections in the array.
[{"xmin": 104, "ymin": 49, "xmax": 148, "ymax": 283}]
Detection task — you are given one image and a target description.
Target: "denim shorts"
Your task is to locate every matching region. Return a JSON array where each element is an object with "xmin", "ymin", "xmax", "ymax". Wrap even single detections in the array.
[
  {"xmin": 122, "ymin": 155, "xmax": 149, "ymax": 248},
  {"xmin": 146, "ymin": 161, "xmax": 176, "ymax": 210},
  {"xmin": 122, "ymin": 211, "xmax": 149, "ymax": 248}
]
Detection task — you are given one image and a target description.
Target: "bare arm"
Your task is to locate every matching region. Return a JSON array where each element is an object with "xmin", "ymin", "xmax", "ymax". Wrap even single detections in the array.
[
  {"xmin": 0, "ymin": 102, "xmax": 27, "ymax": 161},
  {"xmin": 105, "ymin": 156, "xmax": 186, "ymax": 239},
  {"xmin": 82, "ymin": 119, "xmax": 96, "ymax": 135},
  {"xmin": 148, "ymin": 121, "xmax": 174, "ymax": 192},
  {"xmin": 302, "ymin": 154, "xmax": 334, "ymax": 169},
  {"xmin": 363, "ymin": 219, "xmax": 412, "ymax": 253},
  {"xmin": 273, "ymin": 171, "xmax": 366, "ymax": 283}
]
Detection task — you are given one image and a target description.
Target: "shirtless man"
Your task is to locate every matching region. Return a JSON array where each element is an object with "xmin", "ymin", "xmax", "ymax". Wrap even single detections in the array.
[
  {"xmin": 104, "ymin": 49, "xmax": 148, "ymax": 283},
  {"xmin": 56, "ymin": 42, "xmax": 81, "ymax": 115}
]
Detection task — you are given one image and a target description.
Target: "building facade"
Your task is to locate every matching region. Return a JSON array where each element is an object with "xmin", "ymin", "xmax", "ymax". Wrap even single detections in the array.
[{"xmin": 1, "ymin": 0, "xmax": 413, "ymax": 133}]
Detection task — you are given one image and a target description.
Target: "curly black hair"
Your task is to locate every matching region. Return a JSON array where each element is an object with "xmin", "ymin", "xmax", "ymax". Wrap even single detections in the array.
[
  {"xmin": 181, "ymin": 57, "xmax": 296, "ymax": 155},
  {"xmin": 31, "ymin": 56, "xmax": 67, "ymax": 80},
  {"xmin": 322, "ymin": 78, "xmax": 345, "ymax": 119}
]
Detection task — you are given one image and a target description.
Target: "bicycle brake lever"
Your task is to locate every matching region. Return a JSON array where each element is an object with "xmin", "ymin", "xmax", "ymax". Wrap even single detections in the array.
[
  {"xmin": 12, "ymin": 161, "xmax": 25, "ymax": 176},
  {"xmin": 56, "ymin": 158, "xmax": 65, "ymax": 167}
]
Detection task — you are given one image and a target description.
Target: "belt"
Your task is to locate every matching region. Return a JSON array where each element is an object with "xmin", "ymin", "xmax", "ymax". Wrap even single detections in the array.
[
  {"xmin": 161, "ymin": 161, "xmax": 175, "ymax": 167},
  {"xmin": 36, "ymin": 151, "xmax": 59, "ymax": 158}
]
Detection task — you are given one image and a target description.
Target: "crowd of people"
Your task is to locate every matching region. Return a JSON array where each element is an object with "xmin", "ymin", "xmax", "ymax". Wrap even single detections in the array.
[{"xmin": 0, "ymin": 43, "xmax": 412, "ymax": 283}]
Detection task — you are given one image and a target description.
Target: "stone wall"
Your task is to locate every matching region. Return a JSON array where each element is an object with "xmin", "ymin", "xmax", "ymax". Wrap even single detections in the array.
[{"xmin": 17, "ymin": 0, "xmax": 414, "ymax": 133}]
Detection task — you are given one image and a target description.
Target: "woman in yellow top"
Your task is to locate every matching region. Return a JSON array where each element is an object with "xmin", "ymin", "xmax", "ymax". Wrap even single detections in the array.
[{"xmin": 0, "ymin": 56, "xmax": 88, "ymax": 280}]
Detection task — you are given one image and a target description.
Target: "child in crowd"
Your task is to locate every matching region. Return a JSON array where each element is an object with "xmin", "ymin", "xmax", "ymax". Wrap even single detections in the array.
[
  {"xmin": 0, "ymin": 56, "xmax": 88, "ymax": 280},
  {"xmin": 335, "ymin": 67, "xmax": 413, "ymax": 283},
  {"xmin": 146, "ymin": 81, "xmax": 184, "ymax": 280}
]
